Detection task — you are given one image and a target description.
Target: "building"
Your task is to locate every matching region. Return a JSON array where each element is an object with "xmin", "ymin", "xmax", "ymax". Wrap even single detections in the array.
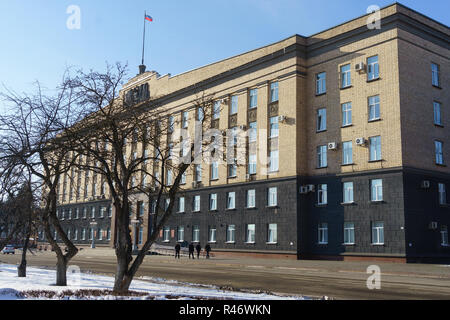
[{"xmin": 41, "ymin": 3, "xmax": 450, "ymax": 262}]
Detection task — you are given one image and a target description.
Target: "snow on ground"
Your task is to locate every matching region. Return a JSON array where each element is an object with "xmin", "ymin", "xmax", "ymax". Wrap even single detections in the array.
[{"xmin": 0, "ymin": 264, "xmax": 307, "ymax": 300}]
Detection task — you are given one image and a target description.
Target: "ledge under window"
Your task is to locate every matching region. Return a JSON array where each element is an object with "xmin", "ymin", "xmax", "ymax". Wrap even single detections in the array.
[
  {"xmin": 315, "ymin": 92, "xmax": 327, "ymax": 97},
  {"xmin": 341, "ymin": 201, "xmax": 356, "ymax": 206},
  {"xmin": 341, "ymin": 124, "xmax": 353, "ymax": 128},
  {"xmin": 340, "ymin": 85, "xmax": 353, "ymax": 90},
  {"xmin": 432, "ymin": 85, "xmax": 442, "ymax": 90},
  {"xmin": 341, "ymin": 163, "xmax": 355, "ymax": 167},
  {"xmin": 266, "ymin": 242, "xmax": 278, "ymax": 245},
  {"xmin": 368, "ymin": 118, "xmax": 382, "ymax": 123},
  {"xmin": 370, "ymin": 200, "xmax": 385, "ymax": 204},
  {"xmin": 266, "ymin": 205, "xmax": 279, "ymax": 209},
  {"xmin": 369, "ymin": 159, "xmax": 383, "ymax": 163},
  {"xmin": 434, "ymin": 124, "xmax": 444, "ymax": 128},
  {"xmin": 225, "ymin": 241, "xmax": 235, "ymax": 244},
  {"xmin": 315, "ymin": 203, "xmax": 328, "ymax": 207},
  {"xmin": 342, "ymin": 243, "xmax": 355, "ymax": 246},
  {"xmin": 371, "ymin": 243, "xmax": 385, "ymax": 246},
  {"xmin": 367, "ymin": 77, "xmax": 381, "ymax": 83}
]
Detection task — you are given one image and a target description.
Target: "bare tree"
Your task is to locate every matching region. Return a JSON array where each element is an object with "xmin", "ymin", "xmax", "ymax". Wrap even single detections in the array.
[
  {"xmin": 0, "ymin": 79, "xmax": 83, "ymax": 285},
  {"xmin": 64, "ymin": 63, "xmax": 220, "ymax": 293}
]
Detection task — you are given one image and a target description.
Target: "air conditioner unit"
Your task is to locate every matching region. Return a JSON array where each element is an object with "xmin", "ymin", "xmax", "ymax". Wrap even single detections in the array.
[
  {"xmin": 278, "ymin": 115, "xmax": 287, "ymax": 123},
  {"xmin": 328, "ymin": 142, "xmax": 338, "ymax": 150},
  {"xmin": 429, "ymin": 222, "xmax": 438, "ymax": 230},
  {"xmin": 299, "ymin": 186, "xmax": 308, "ymax": 194},
  {"xmin": 239, "ymin": 125, "xmax": 246, "ymax": 130},
  {"xmin": 306, "ymin": 185, "xmax": 315, "ymax": 193},
  {"xmin": 355, "ymin": 137, "xmax": 366, "ymax": 146},
  {"xmin": 421, "ymin": 180, "xmax": 431, "ymax": 189},
  {"xmin": 355, "ymin": 62, "xmax": 366, "ymax": 72}
]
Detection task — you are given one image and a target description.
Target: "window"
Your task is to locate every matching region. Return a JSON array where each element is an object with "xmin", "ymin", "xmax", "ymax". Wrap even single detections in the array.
[
  {"xmin": 182, "ymin": 111, "xmax": 189, "ymax": 128},
  {"xmin": 107, "ymin": 228, "xmax": 111, "ymax": 240},
  {"xmin": 368, "ymin": 95, "xmax": 380, "ymax": 121},
  {"xmin": 177, "ymin": 226, "xmax": 184, "ymax": 242},
  {"xmin": 367, "ymin": 55, "xmax": 379, "ymax": 80},
  {"xmin": 75, "ymin": 208, "xmax": 79, "ymax": 219},
  {"xmin": 210, "ymin": 193, "xmax": 217, "ymax": 211},
  {"xmin": 210, "ymin": 161, "xmax": 219, "ymax": 180},
  {"xmin": 317, "ymin": 184, "xmax": 328, "ymax": 205},
  {"xmin": 213, "ymin": 101, "xmax": 221, "ymax": 120},
  {"xmin": 67, "ymin": 229, "xmax": 71, "ymax": 240},
  {"xmin": 228, "ymin": 161, "xmax": 237, "ymax": 177},
  {"xmin": 82, "ymin": 208, "xmax": 87, "ymax": 220},
  {"xmin": 91, "ymin": 207, "xmax": 95, "ymax": 218},
  {"xmin": 434, "ymin": 101, "xmax": 442, "ymax": 126},
  {"xmin": 246, "ymin": 224, "xmax": 256, "ymax": 243},
  {"xmin": 74, "ymin": 229, "xmax": 78, "ymax": 240},
  {"xmin": 342, "ymin": 102, "xmax": 352, "ymax": 127},
  {"xmin": 138, "ymin": 226, "xmax": 143, "ymax": 244},
  {"xmin": 317, "ymin": 145, "xmax": 327, "ymax": 168},
  {"xmin": 227, "ymin": 192, "xmax": 236, "ymax": 210},
  {"xmin": 163, "ymin": 227, "xmax": 170, "ymax": 242},
  {"xmin": 343, "ymin": 182, "xmax": 354, "ymax": 203},
  {"xmin": 369, "ymin": 136, "xmax": 382, "ymax": 161},
  {"xmin": 178, "ymin": 197, "xmax": 185, "ymax": 213},
  {"xmin": 249, "ymin": 121, "xmax": 257, "ymax": 143},
  {"xmin": 108, "ymin": 206, "xmax": 112, "ymax": 218},
  {"xmin": 269, "ymin": 150, "xmax": 279, "ymax": 172},
  {"xmin": 249, "ymin": 89, "xmax": 258, "ymax": 109},
  {"xmin": 340, "ymin": 64, "xmax": 351, "ymax": 88},
  {"xmin": 168, "ymin": 116, "xmax": 174, "ymax": 133},
  {"xmin": 81, "ymin": 228, "xmax": 86, "ymax": 240},
  {"xmin": 371, "ymin": 179, "xmax": 383, "ymax": 201},
  {"xmin": 230, "ymin": 95, "xmax": 238, "ymax": 115},
  {"xmin": 267, "ymin": 224, "xmax": 277, "ymax": 243},
  {"xmin": 192, "ymin": 225, "xmax": 200, "ymax": 242},
  {"xmin": 197, "ymin": 107, "xmax": 204, "ymax": 121},
  {"xmin": 318, "ymin": 223, "xmax": 328, "ymax": 244},
  {"xmin": 226, "ymin": 225, "xmax": 235, "ymax": 243},
  {"xmin": 269, "ymin": 116, "xmax": 279, "ymax": 138},
  {"xmin": 248, "ymin": 153, "xmax": 257, "ymax": 175},
  {"xmin": 441, "ymin": 225, "xmax": 449, "ymax": 246},
  {"xmin": 372, "ymin": 221, "xmax": 384, "ymax": 245},
  {"xmin": 268, "ymin": 187, "xmax": 277, "ymax": 207},
  {"xmin": 342, "ymin": 141, "xmax": 353, "ymax": 165},
  {"xmin": 432, "ymin": 63, "xmax": 440, "ymax": 87},
  {"xmin": 167, "ymin": 169, "xmax": 173, "ymax": 186},
  {"xmin": 247, "ymin": 189, "xmax": 256, "ymax": 208},
  {"xmin": 137, "ymin": 202, "xmax": 144, "ymax": 218},
  {"xmin": 194, "ymin": 164, "xmax": 202, "ymax": 182},
  {"xmin": 344, "ymin": 222, "xmax": 355, "ymax": 245},
  {"xmin": 181, "ymin": 172, "xmax": 186, "ymax": 185},
  {"xmin": 435, "ymin": 140, "xmax": 444, "ymax": 165},
  {"xmin": 98, "ymin": 228, "xmax": 103, "ymax": 241},
  {"xmin": 438, "ymin": 183, "xmax": 447, "ymax": 205},
  {"xmin": 208, "ymin": 226, "xmax": 217, "ymax": 243},
  {"xmin": 99, "ymin": 206, "xmax": 106, "ymax": 218},
  {"xmin": 270, "ymin": 82, "xmax": 279, "ymax": 103},
  {"xmin": 317, "ymin": 108, "xmax": 326, "ymax": 132},
  {"xmin": 193, "ymin": 195, "xmax": 201, "ymax": 212},
  {"xmin": 316, "ymin": 72, "xmax": 326, "ymax": 95},
  {"xmin": 89, "ymin": 228, "xmax": 94, "ymax": 241}
]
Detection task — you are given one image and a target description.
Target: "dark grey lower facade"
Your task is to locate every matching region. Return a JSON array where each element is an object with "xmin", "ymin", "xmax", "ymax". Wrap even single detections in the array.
[{"xmin": 42, "ymin": 168, "xmax": 450, "ymax": 262}]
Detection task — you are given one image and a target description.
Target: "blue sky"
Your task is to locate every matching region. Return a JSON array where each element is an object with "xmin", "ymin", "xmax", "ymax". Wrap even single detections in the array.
[{"xmin": 0, "ymin": 0, "xmax": 448, "ymax": 101}]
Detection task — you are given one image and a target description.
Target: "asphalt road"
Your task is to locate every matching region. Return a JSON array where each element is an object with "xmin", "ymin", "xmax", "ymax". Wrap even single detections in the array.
[{"xmin": 1, "ymin": 249, "xmax": 450, "ymax": 300}]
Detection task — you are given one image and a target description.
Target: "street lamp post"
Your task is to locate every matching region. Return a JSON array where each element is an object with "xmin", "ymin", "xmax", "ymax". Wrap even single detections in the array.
[{"xmin": 90, "ymin": 220, "xmax": 97, "ymax": 249}]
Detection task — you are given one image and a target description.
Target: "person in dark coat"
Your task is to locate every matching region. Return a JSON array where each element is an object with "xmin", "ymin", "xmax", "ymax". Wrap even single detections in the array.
[
  {"xmin": 188, "ymin": 242, "xmax": 195, "ymax": 259},
  {"xmin": 175, "ymin": 243, "xmax": 181, "ymax": 259},
  {"xmin": 195, "ymin": 243, "xmax": 201, "ymax": 259},
  {"xmin": 205, "ymin": 244, "xmax": 211, "ymax": 259}
]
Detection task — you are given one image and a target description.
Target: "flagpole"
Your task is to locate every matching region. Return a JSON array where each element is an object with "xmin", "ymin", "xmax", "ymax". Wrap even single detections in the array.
[{"xmin": 141, "ymin": 10, "xmax": 146, "ymax": 66}]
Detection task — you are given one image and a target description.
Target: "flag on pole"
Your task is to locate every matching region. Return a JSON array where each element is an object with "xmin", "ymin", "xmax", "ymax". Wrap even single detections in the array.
[{"xmin": 145, "ymin": 14, "xmax": 153, "ymax": 22}]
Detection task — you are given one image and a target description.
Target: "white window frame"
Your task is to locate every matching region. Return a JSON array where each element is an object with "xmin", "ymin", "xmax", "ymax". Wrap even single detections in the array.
[
  {"xmin": 226, "ymin": 225, "xmax": 236, "ymax": 243},
  {"xmin": 230, "ymin": 95, "xmax": 238, "ymax": 115},
  {"xmin": 268, "ymin": 187, "xmax": 278, "ymax": 207},
  {"xmin": 367, "ymin": 55, "xmax": 379, "ymax": 81},
  {"xmin": 432, "ymin": 63, "xmax": 440, "ymax": 87},
  {"xmin": 317, "ymin": 108, "xmax": 326, "ymax": 132},
  {"xmin": 163, "ymin": 227, "xmax": 170, "ymax": 242},
  {"xmin": 249, "ymin": 89, "xmax": 258, "ymax": 109},
  {"xmin": 340, "ymin": 64, "xmax": 351, "ymax": 88},
  {"xmin": 208, "ymin": 226, "xmax": 217, "ymax": 243},
  {"xmin": 368, "ymin": 95, "xmax": 380, "ymax": 121},
  {"xmin": 316, "ymin": 72, "xmax": 326, "ymax": 95},
  {"xmin": 317, "ymin": 184, "xmax": 328, "ymax": 205},
  {"xmin": 342, "ymin": 141, "xmax": 353, "ymax": 165},
  {"xmin": 372, "ymin": 221, "xmax": 384, "ymax": 245},
  {"xmin": 227, "ymin": 192, "xmax": 236, "ymax": 210},
  {"xmin": 269, "ymin": 116, "xmax": 279, "ymax": 138},
  {"xmin": 177, "ymin": 226, "xmax": 185, "ymax": 242},
  {"xmin": 317, "ymin": 145, "xmax": 327, "ymax": 168},
  {"xmin": 247, "ymin": 189, "xmax": 256, "ymax": 208},
  {"xmin": 193, "ymin": 195, "xmax": 201, "ymax": 212},
  {"xmin": 192, "ymin": 225, "xmax": 200, "ymax": 243},
  {"xmin": 267, "ymin": 224, "xmax": 277, "ymax": 244},
  {"xmin": 178, "ymin": 197, "xmax": 185, "ymax": 213},
  {"xmin": 246, "ymin": 224, "xmax": 256, "ymax": 243},
  {"xmin": 343, "ymin": 182, "xmax": 354, "ymax": 204},
  {"xmin": 434, "ymin": 101, "xmax": 442, "ymax": 126},
  {"xmin": 343, "ymin": 222, "xmax": 355, "ymax": 245},
  {"xmin": 441, "ymin": 225, "xmax": 449, "ymax": 246},
  {"xmin": 318, "ymin": 223, "xmax": 328, "ymax": 244},
  {"xmin": 435, "ymin": 140, "xmax": 444, "ymax": 165},
  {"xmin": 438, "ymin": 183, "xmax": 447, "ymax": 205},
  {"xmin": 210, "ymin": 193, "xmax": 217, "ymax": 211},
  {"xmin": 371, "ymin": 179, "xmax": 383, "ymax": 202},
  {"xmin": 270, "ymin": 82, "xmax": 279, "ymax": 103},
  {"xmin": 370, "ymin": 136, "xmax": 382, "ymax": 161},
  {"xmin": 342, "ymin": 102, "xmax": 352, "ymax": 127},
  {"xmin": 269, "ymin": 149, "xmax": 279, "ymax": 172}
]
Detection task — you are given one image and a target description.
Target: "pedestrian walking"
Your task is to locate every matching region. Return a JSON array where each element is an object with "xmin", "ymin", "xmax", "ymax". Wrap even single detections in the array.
[
  {"xmin": 175, "ymin": 243, "xmax": 181, "ymax": 259},
  {"xmin": 188, "ymin": 242, "xmax": 195, "ymax": 259},
  {"xmin": 196, "ymin": 243, "xmax": 201, "ymax": 259},
  {"xmin": 205, "ymin": 244, "xmax": 211, "ymax": 259}
]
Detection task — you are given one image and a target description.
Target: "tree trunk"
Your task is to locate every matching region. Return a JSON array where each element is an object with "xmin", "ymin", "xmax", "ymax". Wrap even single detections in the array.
[
  {"xmin": 56, "ymin": 257, "xmax": 68, "ymax": 286},
  {"xmin": 18, "ymin": 235, "xmax": 30, "ymax": 277}
]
